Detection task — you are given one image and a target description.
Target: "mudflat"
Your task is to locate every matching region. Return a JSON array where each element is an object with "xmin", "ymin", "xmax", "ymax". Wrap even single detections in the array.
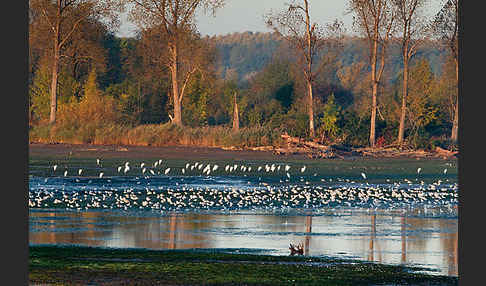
[{"xmin": 29, "ymin": 143, "xmax": 311, "ymax": 161}]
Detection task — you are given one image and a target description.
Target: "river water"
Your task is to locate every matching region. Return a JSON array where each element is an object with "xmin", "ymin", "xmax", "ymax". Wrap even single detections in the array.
[{"xmin": 28, "ymin": 156, "xmax": 458, "ymax": 276}]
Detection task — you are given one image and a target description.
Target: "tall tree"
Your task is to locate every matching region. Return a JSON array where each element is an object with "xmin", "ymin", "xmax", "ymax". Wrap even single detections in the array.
[
  {"xmin": 348, "ymin": 0, "xmax": 396, "ymax": 147},
  {"xmin": 266, "ymin": 0, "xmax": 344, "ymax": 138},
  {"xmin": 232, "ymin": 92, "xmax": 239, "ymax": 132},
  {"xmin": 392, "ymin": 0, "xmax": 429, "ymax": 147},
  {"xmin": 433, "ymin": 0, "xmax": 458, "ymax": 143},
  {"xmin": 29, "ymin": 0, "xmax": 121, "ymax": 125},
  {"xmin": 127, "ymin": 0, "xmax": 224, "ymax": 126}
]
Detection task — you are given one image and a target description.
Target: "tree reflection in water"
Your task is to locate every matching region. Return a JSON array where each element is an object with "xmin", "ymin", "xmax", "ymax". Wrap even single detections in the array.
[{"xmin": 29, "ymin": 208, "xmax": 458, "ymax": 276}]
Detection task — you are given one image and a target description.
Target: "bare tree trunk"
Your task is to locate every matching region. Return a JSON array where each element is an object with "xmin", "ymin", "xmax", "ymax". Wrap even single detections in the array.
[
  {"xmin": 170, "ymin": 47, "xmax": 183, "ymax": 126},
  {"xmin": 370, "ymin": 39, "xmax": 378, "ymax": 148},
  {"xmin": 232, "ymin": 92, "xmax": 239, "ymax": 132},
  {"xmin": 303, "ymin": 0, "xmax": 314, "ymax": 139},
  {"xmin": 451, "ymin": 58, "xmax": 458, "ymax": 142},
  {"xmin": 307, "ymin": 81, "xmax": 315, "ymax": 138},
  {"xmin": 398, "ymin": 54, "xmax": 409, "ymax": 146},
  {"xmin": 49, "ymin": 39, "xmax": 60, "ymax": 125},
  {"xmin": 370, "ymin": 83, "xmax": 377, "ymax": 148}
]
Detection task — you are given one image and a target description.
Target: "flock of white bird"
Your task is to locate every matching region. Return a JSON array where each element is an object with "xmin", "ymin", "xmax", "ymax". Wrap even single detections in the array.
[
  {"xmin": 28, "ymin": 158, "xmax": 457, "ymax": 212},
  {"xmin": 50, "ymin": 159, "xmax": 312, "ymax": 179}
]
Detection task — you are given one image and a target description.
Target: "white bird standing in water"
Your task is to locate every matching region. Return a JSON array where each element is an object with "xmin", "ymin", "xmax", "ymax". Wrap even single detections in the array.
[
  {"xmin": 78, "ymin": 169, "xmax": 83, "ymax": 176},
  {"xmin": 164, "ymin": 168, "xmax": 171, "ymax": 175},
  {"xmin": 443, "ymin": 168, "xmax": 447, "ymax": 174},
  {"xmin": 99, "ymin": 172, "xmax": 104, "ymax": 178},
  {"xmin": 64, "ymin": 170, "xmax": 68, "ymax": 177},
  {"xmin": 361, "ymin": 172, "xmax": 367, "ymax": 179},
  {"xmin": 300, "ymin": 166, "xmax": 306, "ymax": 173},
  {"xmin": 97, "ymin": 159, "xmax": 100, "ymax": 166},
  {"xmin": 53, "ymin": 165, "xmax": 58, "ymax": 172},
  {"xmin": 417, "ymin": 167, "xmax": 422, "ymax": 174}
]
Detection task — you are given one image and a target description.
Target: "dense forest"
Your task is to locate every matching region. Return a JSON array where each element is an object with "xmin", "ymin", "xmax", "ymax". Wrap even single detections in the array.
[{"xmin": 28, "ymin": 0, "xmax": 459, "ymax": 151}]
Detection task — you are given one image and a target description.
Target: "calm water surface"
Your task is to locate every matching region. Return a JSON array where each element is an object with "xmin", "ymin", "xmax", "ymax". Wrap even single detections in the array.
[{"xmin": 29, "ymin": 157, "xmax": 458, "ymax": 276}]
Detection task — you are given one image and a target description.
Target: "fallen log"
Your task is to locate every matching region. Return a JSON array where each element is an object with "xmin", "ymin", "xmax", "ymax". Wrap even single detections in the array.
[
  {"xmin": 435, "ymin": 146, "xmax": 458, "ymax": 157},
  {"xmin": 281, "ymin": 134, "xmax": 332, "ymax": 152}
]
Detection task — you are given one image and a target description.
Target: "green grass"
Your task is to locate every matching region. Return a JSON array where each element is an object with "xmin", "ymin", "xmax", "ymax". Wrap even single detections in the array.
[{"xmin": 29, "ymin": 245, "xmax": 458, "ymax": 285}]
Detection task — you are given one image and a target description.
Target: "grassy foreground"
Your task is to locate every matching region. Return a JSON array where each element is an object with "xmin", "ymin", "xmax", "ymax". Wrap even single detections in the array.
[{"xmin": 29, "ymin": 245, "xmax": 458, "ymax": 285}]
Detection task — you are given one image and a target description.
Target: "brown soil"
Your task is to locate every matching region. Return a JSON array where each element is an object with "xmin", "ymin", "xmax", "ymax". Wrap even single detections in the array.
[
  {"xmin": 29, "ymin": 142, "xmax": 458, "ymax": 161},
  {"xmin": 28, "ymin": 143, "xmax": 308, "ymax": 161}
]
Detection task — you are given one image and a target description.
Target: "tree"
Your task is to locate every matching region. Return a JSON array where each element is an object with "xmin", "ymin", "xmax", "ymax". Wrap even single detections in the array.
[
  {"xmin": 392, "ymin": 0, "xmax": 430, "ymax": 146},
  {"xmin": 318, "ymin": 93, "xmax": 341, "ymax": 144},
  {"xmin": 266, "ymin": 0, "xmax": 344, "ymax": 138},
  {"xmin": 348, "ymin": 0, "xmax": 396, "ymax": 147},
  {"xmin": 29, "ymin": 0, "xmax": 122, "ymax": 125},
  {"xmin": 232, "ymin": 92, "xmax": 239, "ymax": 132},
  {"xmin": 406, "ymin": 58, "xmax": 438, "ymax": 147},
  {"xmin": 433, "ymin": 0, "xmax": 458, "ymax": 143},
  {"xmin": 432, "ymin": 54, "xmax": 457, "ymax": 136},
  {"xmin": 127, "ymin": 0, "xmax": 224, "ymax": 126}
]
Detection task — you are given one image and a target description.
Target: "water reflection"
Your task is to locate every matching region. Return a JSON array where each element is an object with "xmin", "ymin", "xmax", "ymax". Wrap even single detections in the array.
[{"xmin": 29, "ymin": 208, "xmax": 457, "ymax": 276}]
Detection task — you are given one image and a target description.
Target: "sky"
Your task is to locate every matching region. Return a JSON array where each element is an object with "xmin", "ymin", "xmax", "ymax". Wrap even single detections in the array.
[{"xmin": 116, "ymin": 0, "xmax": 444, "ymax": 38}]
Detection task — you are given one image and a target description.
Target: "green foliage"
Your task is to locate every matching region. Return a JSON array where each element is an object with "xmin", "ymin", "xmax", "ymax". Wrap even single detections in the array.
[
  {"xmin": 317, "ymin": 93, "xmax": 341, "ymax": 143},
  {"xmin": 280, "ymin": 110, "xmax": 309, "ymax": 139},
  {"xmin": 49, "ymin": 68, "xmax": 121, "ymax": 144},
  {"xmin": 58, "ymin": 68, "xmax": 82, "ymax": 103},
  {"xmin": 183, "ymin": 73, "xmax": 211, "ymax": 127},
  {"xmin": 29, "ymin": 62, "xmax": 51, "ymax": 125},
  {"xmin": 405, "ymin": 58, "xmax": 440, "ymax": 143},
  {"xmin": 338, "ymin": 110, "xmax": 370, "ymax": 147},
  {"xmin": 242, "ymin": 60, "xmax": 295, "ymax": 128},
  {"xmin": 28, "ymin": 26, "xmax": 456, "ymax": 150},
  {"xmin": 29, "ymin": 63, "xmax": 82, "ymax": 125}
]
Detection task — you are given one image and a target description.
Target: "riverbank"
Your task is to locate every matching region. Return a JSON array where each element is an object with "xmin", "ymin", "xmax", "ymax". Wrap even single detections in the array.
[
  {"xmin": 29, "ymin": 245, "xmax": 458, "ymax": 285},
  {"xmin": 29, "ymin": 142, "xmax": 458, "ymax": 162}
]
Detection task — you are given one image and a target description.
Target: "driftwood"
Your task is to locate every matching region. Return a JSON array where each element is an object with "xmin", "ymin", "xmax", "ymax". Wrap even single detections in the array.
[
  {"xmin": 220, "ymin": 134, "xmax": 458, "ymax": 160},
  {"xmin": 281, "ymin": 134, "xmax": 331, "ymax": 151},
  {"xmin": 289, "ymin": 242, "xmax": 304, "ymax": 256},
  {"xmin": 435, "ymin": 146, "xmax": 458, "ymax": 158},
  {"xmin": 280, "ymin": 134, "xmax": 335, "ymax": 158}
]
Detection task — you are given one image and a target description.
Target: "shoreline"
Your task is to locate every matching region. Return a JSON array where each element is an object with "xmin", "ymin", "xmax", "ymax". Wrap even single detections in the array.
[
  {"xmin": 29, "ymin": 142, "xmax": 458, "ymax": 161},
  {"xmin": 29, "ymin": 245, "xmax": 458, "ymax": 285}
]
